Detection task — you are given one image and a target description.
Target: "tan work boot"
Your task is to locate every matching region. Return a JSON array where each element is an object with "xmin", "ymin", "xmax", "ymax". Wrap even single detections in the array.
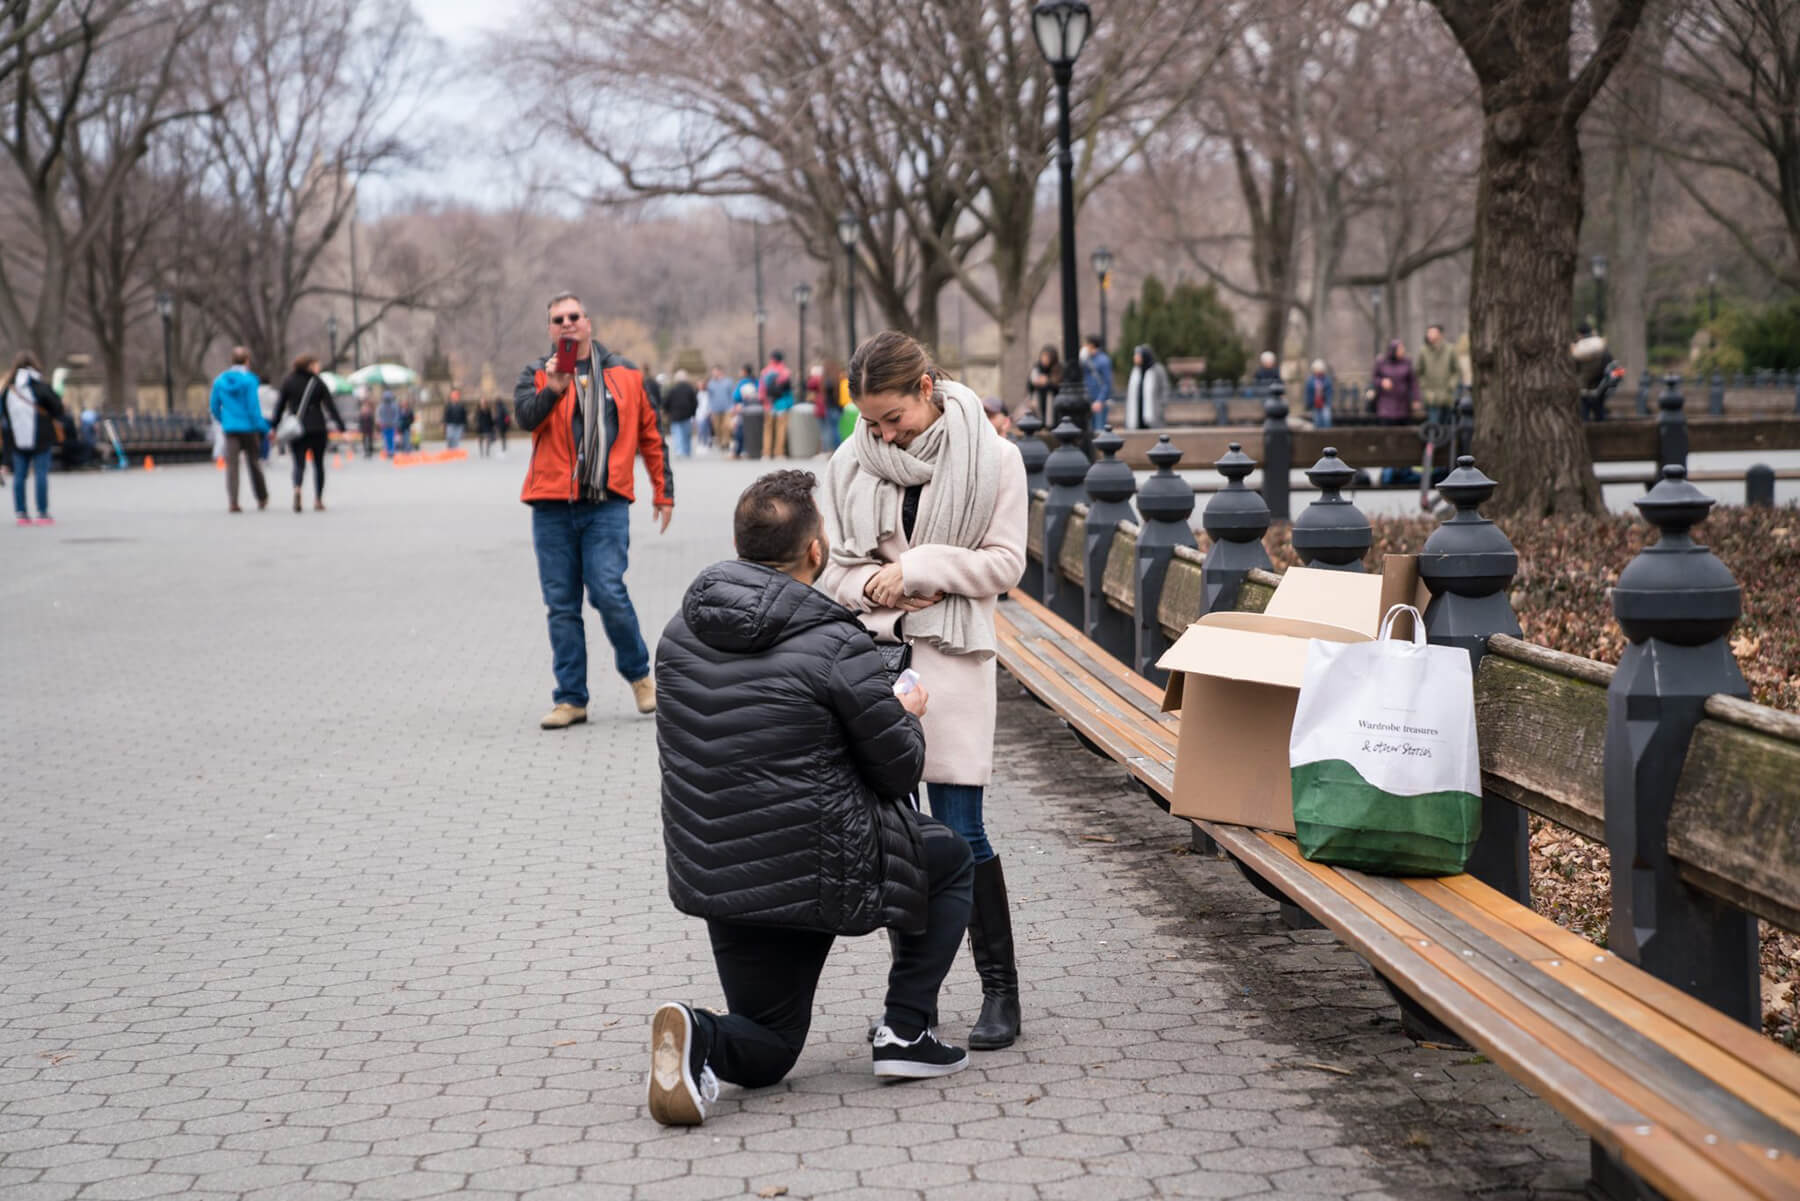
[
  {"xmin": 631, "ymin": 676, "xmax": 656, "ymax": 714},
  {"xmin": 539, "ymin": 703, "xmax": 587, "ymax": 730}
]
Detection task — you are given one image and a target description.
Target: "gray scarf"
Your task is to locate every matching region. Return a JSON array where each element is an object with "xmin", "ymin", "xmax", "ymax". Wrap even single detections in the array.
[
  {"xmin": 826, "ymin": 378, "xmax": 1002, "ymax": 657},
  {"xmin": 573, "ymin": 344, "xmax": 610, "ymax": 500}
]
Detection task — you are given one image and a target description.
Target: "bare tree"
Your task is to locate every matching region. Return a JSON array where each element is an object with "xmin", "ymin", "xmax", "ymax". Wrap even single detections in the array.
[
  {"xmin": 1660, "ymin": 0, "xmax": 1800, "ymax": 290},
  {"xmin": 176, "ymin": 0, "xmax": 465, "ymax": 375},
  {"xmin": 1427, "ymin": 0, "xmax": 1650, "ymax": 517},
  {"xmin": 0, "ymin": 0, "xmax": 209, "ymax": 367}
]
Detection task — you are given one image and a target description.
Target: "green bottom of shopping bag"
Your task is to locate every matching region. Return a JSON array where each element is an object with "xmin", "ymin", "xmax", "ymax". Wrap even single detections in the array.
[{"xmin": 1290, "ymin": 759, "xmax": 1482, "ymax": 877}]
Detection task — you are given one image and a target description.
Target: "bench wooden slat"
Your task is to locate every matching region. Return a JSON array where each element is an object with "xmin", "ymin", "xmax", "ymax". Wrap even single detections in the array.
[
  {"xmin": 1242, "ymin": 834, "xmax": 1800, "ymax": 1199},
  {"xmin": 995, "ymin": 626, "xmax": 1163, "ymax": 769},
  {"xmin": 1412, "ymin": 880, "xmax": 1800, "ymax": 1138},
  {"xmin": 1366, "ymin": 877, "xmax": 1800, "ymax": 1160},
  {"xmin": 1005, "ymin": 591, "xmax": 1171, "ymax": 708}
]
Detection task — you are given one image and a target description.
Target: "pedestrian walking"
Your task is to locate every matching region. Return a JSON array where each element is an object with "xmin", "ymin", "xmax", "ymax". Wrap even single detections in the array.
[
  {"xmin": 647, "ymin": 469, "xmax": 975, "ymax": 1126},
  {"xmin": 1303, "ymin": 359, "xmax": 1335, "ymax": 428},
  {"xmin": 1080, "ymin": 334, "xmax": 1113, "ymax": 431},
  {"xmin": 664, "ymin": 370, "xmax": 699, "ymax": 458},
  {"xmin": 730, "ymin": 364, "xmax": 758, "ymax": 459},
  {"xmin": 357, "ymin": 398, "xmax": 375, "ymax": 458},
  {"xmin": 1252, "ymin": 350, "xmax": 1282, "ymax": 386},
  {"xmin": 398, "ymin": 401, "xmax": 416, "ymax": 451},
  {"xmin": 209, "ymin": 347, "xmax": 271, "ymax": 512},
  {"xmin": 271, "ymin": 355, "xmax": 348, "ymax": 512},
  {"xmin": 1026, "ymin": 345, "xmax": 1059, "ymax": 423},
  {"xmin": 516, "ymin": 291, "xmax": 673, "ymax": 730},
  {"xmin": 703, "ymin": 366, "xmax": 734, "ymax": 452},
  {"xmin": 1125, "ymin": 344, "xmax": 1170, "ymax": 430},
  {"xmin": 376, "ymin": 391, "xmax": 399, "ymax": 458},
  {"xmin": 495, "ymin": 399, "xmax": 511, "ymax": 455},
  {"xmin": 1416, "ymin": 324, "xmax": 1458, "ymax": 426},
  {"xmin": 818, "ymin": 329, "xmax": 1029, "ymax": 1051},
  {"xmin": 759, "ymin": 350, "xmax": 794, "ymax": 458},
  {"xmin": 475, "ymin": 399, "xmax": 496, "ymax": 456},
  {"xmin": 443, "ymin": 390, "xmax": 468, "ymax": 450},
  {"xmin": 4, "ymin": 350, "xmax": 65, "ymax": 526},
  {"xmin": 1371, "ymin": 339, "xmax": 1420, "ymax": 425}
]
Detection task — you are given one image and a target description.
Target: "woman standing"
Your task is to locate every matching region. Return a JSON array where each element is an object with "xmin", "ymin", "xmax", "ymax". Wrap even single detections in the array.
[
  {"xmin": 1125, "ymin": 344, "xmax": 1170, "ymax": 430},
  {"xmin": 819, "ymin": 330, "xmax": 1028, "ymax": 1050},
  {"xmin": 271, "ymin": 355, "xmax": 347, "ymax": 511},
  {"xmin": 1371, "ymin": 339, "xmax": 1419, "ymax": 425},
  {"xmin": 1026, "ymin": 345, "xmax": 1060, "ymax": 424},
  {"xmin": 4, "ymin": 351, "xmax": 65, "ymax": 526}
]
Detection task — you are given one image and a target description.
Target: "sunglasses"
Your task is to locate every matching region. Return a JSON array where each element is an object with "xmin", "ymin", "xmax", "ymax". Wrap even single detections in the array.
[{"xmin": 550, "ymin": 313, "xmax": 582, "ymax": 326}]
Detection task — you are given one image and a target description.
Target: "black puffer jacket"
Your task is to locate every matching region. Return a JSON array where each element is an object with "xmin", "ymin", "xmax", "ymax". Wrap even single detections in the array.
[{"xmin": 657, "ymin": 560, "xmax": 930, "ymax": 935}]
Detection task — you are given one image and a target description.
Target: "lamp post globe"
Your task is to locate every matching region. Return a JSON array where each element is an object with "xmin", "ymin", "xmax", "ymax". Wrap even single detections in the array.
[
  {"xmin": 1033, "ymin": 0, "xmax": 1094, "ymax": 452},
  {"xmin": 837, "ymin": 211, "xmax": 860, "ymax": 355}
]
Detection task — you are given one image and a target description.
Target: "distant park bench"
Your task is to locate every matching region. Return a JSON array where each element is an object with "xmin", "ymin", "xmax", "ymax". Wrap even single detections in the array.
[
  {"xmin": 96, "ymin": 413, "xmax": 213, "ymax": 465},
  {"xmin": 995, "ymin": 427, "xmax": 1800, "ymax": 1201}
]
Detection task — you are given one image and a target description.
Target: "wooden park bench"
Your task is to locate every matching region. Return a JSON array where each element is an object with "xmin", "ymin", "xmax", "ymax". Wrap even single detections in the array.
[{"xmin": 995, "ymin": 428, "xmax": 1800, "ymax": 1200}]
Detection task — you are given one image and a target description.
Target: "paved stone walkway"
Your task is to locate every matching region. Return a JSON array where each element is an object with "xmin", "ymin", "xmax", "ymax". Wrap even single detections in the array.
[{"xmin": 3, "ymin": 446, "xmax": 1588, "ymax": 1199}]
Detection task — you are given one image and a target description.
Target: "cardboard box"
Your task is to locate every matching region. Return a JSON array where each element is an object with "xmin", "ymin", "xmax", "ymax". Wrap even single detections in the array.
[{"xmin": 1156, "ymin": 564, "xmax": 1427, "ymax": 833}]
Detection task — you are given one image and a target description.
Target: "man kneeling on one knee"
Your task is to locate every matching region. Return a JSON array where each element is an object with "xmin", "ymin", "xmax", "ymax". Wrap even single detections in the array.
[{"xmin": 648, "ymin": 469, "xmax": 975, "ymax": 1126}]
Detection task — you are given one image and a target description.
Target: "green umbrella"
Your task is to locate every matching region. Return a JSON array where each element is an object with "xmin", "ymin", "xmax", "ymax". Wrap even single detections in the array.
[
  {"xmin": 318, "ymin": 371, "xmax": 355, "ymax": 396},
  {"xmin": 348, "ymin": 363, "xmax": 419, "ymax": 389}
]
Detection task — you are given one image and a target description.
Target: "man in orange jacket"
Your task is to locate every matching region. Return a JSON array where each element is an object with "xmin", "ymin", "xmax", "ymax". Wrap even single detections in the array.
[{"xmin": 515, "ymin": 292, "xmax": 673, "ymax": 730}]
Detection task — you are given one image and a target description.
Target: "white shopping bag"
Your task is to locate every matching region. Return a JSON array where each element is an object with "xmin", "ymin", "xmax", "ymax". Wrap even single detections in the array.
[{"xmin": 1287, "ymin": 604, "xmax": 1482, "ymax": 876}]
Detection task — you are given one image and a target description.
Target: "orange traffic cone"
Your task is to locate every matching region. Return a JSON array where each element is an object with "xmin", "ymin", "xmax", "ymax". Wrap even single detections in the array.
[
  {"xmin": 332, "ymin": 452, "xmax": 343, "ymax": 469},
  {"xmin": 143, "ymin": 455, "xmax": 155, "ymax": 471},
  {"xmin": 215, "ymin": 457, "xmax": 225, "ymax": 470}
]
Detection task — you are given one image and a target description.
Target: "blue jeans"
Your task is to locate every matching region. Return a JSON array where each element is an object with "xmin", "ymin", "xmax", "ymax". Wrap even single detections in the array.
[
  {"xmin": 1313, "ymin": 405, "xmax": 1333, "ymax": 428},
  {"xmin": 927, "ymin": 783, "xmax": 993, "ymax": 863},
  {"xmin": 670, "ymin": 419, "xmax": 693, "ymax": 457},
  {"xmin": 381, "ymin": 427, "xmax": 396, "ymax": 456},
  {"xmin": 12, "ymin": 449, "xmax": 50, "ymax": 517},
  {"xmin": 532, "ymin": 500, "xmax": 650, "ymax": 706},
  {"xmin": 445, "ymin": 423, "xmax": 464, "ymax": 449}
]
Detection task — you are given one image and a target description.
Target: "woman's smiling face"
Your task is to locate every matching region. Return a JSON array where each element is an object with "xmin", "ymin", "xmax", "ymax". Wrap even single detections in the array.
[{"xmin": 861, "ymin": 373, "xmax": 939, "ymax": 449}]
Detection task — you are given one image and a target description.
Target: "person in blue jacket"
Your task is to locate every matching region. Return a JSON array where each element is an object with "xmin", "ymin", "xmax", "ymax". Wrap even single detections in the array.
[{"xmin": 209, "ymin": 346, "xmax": 270, "ymax": 512}]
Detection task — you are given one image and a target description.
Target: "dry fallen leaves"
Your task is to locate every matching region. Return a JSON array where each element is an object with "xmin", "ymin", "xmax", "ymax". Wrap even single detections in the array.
[{"xmin": 757, "ymin": 1187, "xmax": 789, "ymax": 1199}]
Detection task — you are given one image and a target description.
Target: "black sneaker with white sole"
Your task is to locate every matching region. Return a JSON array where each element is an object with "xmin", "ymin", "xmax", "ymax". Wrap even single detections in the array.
[
  {"xmin": 871, "ymin": 1025, "xmax": 969, "ymax": 1080},
  {"xmin": 647, "ymin": 1002, "xmax": 719, "ymax": 1125}
]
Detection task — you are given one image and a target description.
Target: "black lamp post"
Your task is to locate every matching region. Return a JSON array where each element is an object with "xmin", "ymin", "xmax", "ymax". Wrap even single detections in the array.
[
  {"xmin": 1033, "ymin": 0, "xmax": 1094, "ymax": 449},
  {"xmin": 794, "ymin": 282, "xmax": 812, "ymax": 390},
  {"xmin": 155, "ymin": 290, "xmax": 175, "ymax": 414},
  {"xmin": 836, "ymin": 211, "xmax": 860, "ymax": 354},
  {"xmin": 327, "ymin": 314, "xmax": 339, "ymax": 370},
  {"xmin": 1591, "ymin": 254, "xmax": 1607, "ymax": 334},
  {"xmin": 1369, "ymin": 287, "xmax": 1383, "ymax": 361},
  {"xmin": 755, "ymin": 306, "xmax": 767, "ymax": 368},
  {"xmin": 1091, "ymin": 245, "xmax": 1113, "ymax": 351},
  {"xmin": 1707, "ymin": 268, "xmax": 1719, "ymax": 323}
]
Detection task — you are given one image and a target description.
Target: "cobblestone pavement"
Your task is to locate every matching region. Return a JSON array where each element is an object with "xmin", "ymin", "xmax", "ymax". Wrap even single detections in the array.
[{"xmin": 3, "ymin": 446, "xmax": 1589, "ymax": 1200}]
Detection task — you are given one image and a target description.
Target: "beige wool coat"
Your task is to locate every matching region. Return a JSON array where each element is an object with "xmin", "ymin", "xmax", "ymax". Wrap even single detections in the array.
[{"xmin": 817, "ymin": 435, "xmax": 1028, "ymax": 787}]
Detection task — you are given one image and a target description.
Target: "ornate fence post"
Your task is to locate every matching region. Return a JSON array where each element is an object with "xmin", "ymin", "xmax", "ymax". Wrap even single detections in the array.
[
  {"xmin": 1261, "ymin": 382, "xmax": 1292, "ymax": 522},
  {"xmin": 1291, "ymin": 448, "xmax": 1371, "ymax": 571},
  {"xmin": 1016, "ymin": 410, "xmax": 1048, "ymax": 494},
  {"xmin": 1418, "ymin": 456, "xmax": 1527, "ymax": 902},
  {"xmin": 1201, "ymin": 442, "xmax": 1273, "ymax": 613},
  {"xmin": 1747, "ymin": 464, "xmax": 1775, "ymax": 508},
  {"xmin": 1708, "ymin": 371, "xmax": 1726, "ymax": 416},
  {"xmin": 1016, "ymin": 411, "xmax": 1048, "ymax": 599},
  {"xmin": 1636, "ymin": 370, "xmax": 1652, "ymax": 417},
  {"xmin": 1041, "ymin": 418, "xmax": 1088, "ymax": 624},
  {"xmin": 1083, "ymin": 428, "xmax": 1138, "ymax": 661},
  {"xmin": 1657, "ymin": 374, "xmax": 1688, "ymax": 480},
  {"xmin": 1793, "ymin": 372, "xmax": 1800, "ymax": 415},
  {"xmin": 1605, "ymin": 465, "xmax": 1758, "ymax": 1026},
  {"xmin": 1134, "ymin": 435, "xmax": 1198, "ymax": 683}
]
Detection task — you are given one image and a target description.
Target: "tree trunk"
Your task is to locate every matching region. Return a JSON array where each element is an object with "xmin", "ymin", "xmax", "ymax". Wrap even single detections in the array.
[
  {"xmin": 1470, "ymin": 111, "xmax": 1603, "ymax": 516},
  {"xmin": 1603, "ymin": 6, "xmax": 1668, "ymax": 379}
]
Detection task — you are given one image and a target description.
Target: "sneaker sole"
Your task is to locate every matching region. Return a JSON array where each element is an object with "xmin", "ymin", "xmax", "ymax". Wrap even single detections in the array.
[
  {"xmin": 873, "ymin": 1056, "xmax": 970, "ymax": 1080},
  {"xmin": 647, "ymin": 1004, "xmax": 704, "ymax": 1125},
  {"xmin": 540, "ymin": 715, "xmax": 588, "ymax": 730}
]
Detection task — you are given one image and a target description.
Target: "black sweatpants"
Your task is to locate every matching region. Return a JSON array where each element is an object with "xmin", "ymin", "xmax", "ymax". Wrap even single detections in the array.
[
  {"xmin": 696, "ymin": 815, "xmax": 973, "ymax": 1089},
  {"xmin": 290, "ymin": 431, "xmax": 329, "ymax": 496}
]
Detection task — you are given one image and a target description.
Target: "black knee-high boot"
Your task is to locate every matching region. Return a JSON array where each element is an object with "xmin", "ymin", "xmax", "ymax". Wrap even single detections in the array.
[{"xmin": 967, "ymin": 856, "xmax": 1020, "ymax": 1049}]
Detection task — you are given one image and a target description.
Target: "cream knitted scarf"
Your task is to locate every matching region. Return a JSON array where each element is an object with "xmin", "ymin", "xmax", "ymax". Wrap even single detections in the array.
[{"xmin": 826, "ymin": 378, "xmax": 1001, "ymax": 657}]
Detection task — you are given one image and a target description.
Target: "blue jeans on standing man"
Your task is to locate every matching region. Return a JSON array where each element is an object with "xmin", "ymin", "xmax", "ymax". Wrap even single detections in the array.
[
  {"xmin": 927, "ymin": 782, "xmax": 993, "ymax": 864},
  {"xmin": 532, "ymin": 499, "xmax": 651, "ymax": 706},
  {"xmin": 669, "ymin": 419, "xmax": 693, "ymax": 458},
  {"xmin": 12, "ymin": 448, "xmax": 51, "ymax": 518}
]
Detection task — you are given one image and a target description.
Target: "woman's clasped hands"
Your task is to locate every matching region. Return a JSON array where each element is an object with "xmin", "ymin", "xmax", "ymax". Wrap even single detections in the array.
[{"xmin": 864, "ymin": 562, "xmax": 943, "ymax": 612}]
